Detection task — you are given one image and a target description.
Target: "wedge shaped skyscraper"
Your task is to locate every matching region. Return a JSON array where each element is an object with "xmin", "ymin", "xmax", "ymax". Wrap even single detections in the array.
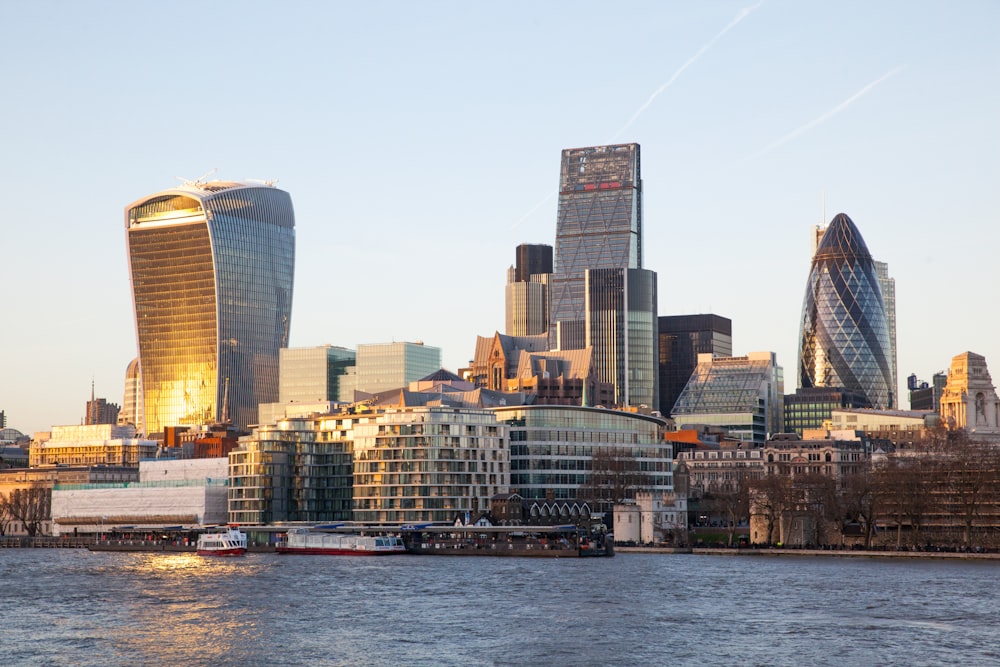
[
  {"xmin": 798, "ymin": 213, "xmax": 892, "ymax": 409},
  {"xmin": 126, "ymin": 181, "xmax": 295, "ymax": 435}
]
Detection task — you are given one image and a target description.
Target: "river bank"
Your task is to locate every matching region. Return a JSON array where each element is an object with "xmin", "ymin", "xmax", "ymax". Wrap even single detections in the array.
[{"xmin": 617, "ymin": 545, "xmax": 1000, "ymax": 560}]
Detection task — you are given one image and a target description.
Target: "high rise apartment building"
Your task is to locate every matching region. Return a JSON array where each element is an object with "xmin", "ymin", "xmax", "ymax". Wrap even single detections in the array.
[
  {"xmin": 125, "ymin": 181, "xmax": 295, "ymax": 435},
  {"xmin": 800, "ymin": 214, "xmax": 892, "ymax": 409},
  {"xmin": 549, "ymin": 144, "xmax": 657, "ymax": 409}
]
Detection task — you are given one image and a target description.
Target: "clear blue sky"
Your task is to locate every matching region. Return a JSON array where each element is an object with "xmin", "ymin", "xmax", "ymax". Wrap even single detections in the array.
[{"xmin": 2, "ymin": 2, "xmax": 998, "ymax": 436}]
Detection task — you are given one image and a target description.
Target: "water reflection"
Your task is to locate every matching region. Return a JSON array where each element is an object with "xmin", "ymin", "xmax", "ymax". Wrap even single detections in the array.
[
  {"xmin": 4, "ymin": 551, "xmax": 1000, "ymax": 667},
  {"xmin": 102, "ymin": 553, "xmax": 268, "ymax": 665}
]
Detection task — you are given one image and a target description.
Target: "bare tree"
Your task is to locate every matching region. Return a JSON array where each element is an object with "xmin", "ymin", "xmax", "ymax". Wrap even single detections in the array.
[
  {"xmin": 705, "ymin": 473, "xmax": 750, "ymax": 546},
  {"xmin": 749, "ymin": 474, "xmax": 791, "ymax": 545},
  {"xmin": 842, "ymin": 469, "xmax": 885, "ymax": 549},
  {"xmin": 581, "ymin": 447, "xmax": 645, "ymax": 513},
  {"xmin": 881, "ymin": 456, "xmax": 938, "ymax": 548},
  {"xmin": 791, "ymin": 473, "xmax": 837, "ymax": 547},
  {"xmin": 941, "ymin": 436, "xmax": 1000, "ymax": 549},
  {"xmin": 0, "ymin": 496, "xmax": 11, "ymax": 536},
  {"xmin": 2, "ymin": 486, "xmax": 51, "ymax": 537}
]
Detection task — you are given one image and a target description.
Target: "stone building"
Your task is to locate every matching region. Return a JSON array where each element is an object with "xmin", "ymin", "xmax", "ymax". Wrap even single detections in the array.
[{"xmin": 939, "ymin": 351, "xmax": 1000, "ymax": 438}]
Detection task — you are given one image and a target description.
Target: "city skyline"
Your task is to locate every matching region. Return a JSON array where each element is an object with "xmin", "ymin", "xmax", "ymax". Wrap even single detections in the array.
[{"xmin": 3, "ymin": 2, "xmax": 999, "ymax": 435}]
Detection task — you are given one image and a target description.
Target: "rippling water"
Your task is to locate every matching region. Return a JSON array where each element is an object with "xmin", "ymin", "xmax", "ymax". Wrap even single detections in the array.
[{"xmin": 2, "ymin": 549, "xmax": 998, "ymax": 666}]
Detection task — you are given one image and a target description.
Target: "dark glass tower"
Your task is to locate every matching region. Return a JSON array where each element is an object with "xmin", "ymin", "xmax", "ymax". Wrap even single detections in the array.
[
  {"xmin": 513, "ymin": 244, "xmax": 553, "ymax": 283},
  {"xmin": 658, "ymin": 314, "xmax": 733, "ymax": 417},
  {"xmin": 586, "ymin": 267, "xmax": 658, "ymax": 408},
  {"xmin": 798, "ymin": 213, "xmax": 892, "ymax": 409},
  {"xmin": 126, "ymin": 181, "xmax": 295, "ymax": 435}
]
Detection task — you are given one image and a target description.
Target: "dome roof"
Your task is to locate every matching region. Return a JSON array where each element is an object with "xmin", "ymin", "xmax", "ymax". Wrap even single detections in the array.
[{"xmin": 814, "ymin": 213, "xmax": 873, "ymax": 263}]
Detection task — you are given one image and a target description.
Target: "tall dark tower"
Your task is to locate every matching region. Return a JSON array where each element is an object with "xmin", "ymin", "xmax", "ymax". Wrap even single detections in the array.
[
  {"xmin": 125, "ymin": 180, "xmax": 295, "ymax": 435},
  {"xmin": 799, "ymin": 213, "xmax": 892, "ymax": 409}
]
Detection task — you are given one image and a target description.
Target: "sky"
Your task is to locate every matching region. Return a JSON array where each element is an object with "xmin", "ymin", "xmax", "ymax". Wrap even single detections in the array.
[{"xmin": 2, "ymin": 2, "xmax": 998, "ymax": 436}]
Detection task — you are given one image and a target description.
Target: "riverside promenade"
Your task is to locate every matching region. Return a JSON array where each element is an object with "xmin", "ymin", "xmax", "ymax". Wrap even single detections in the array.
[{"xmin": 617, "ymin": 545, "xmax": 1000, "ymax": 560}]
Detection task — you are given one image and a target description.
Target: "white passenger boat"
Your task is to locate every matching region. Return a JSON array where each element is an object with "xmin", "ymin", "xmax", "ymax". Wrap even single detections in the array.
[
  {"xmin": 277, "ymin": 528, "xmax": 406, "ymax": 555},
  {"xmin": 196, "ymin": 527, "xmax": 248, "ymax": 556}
]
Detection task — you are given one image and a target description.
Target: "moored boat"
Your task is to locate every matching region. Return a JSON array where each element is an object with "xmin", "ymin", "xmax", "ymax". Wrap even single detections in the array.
[
  {"xmin": 276, "ymin": 528, "xmax": 407, "ymax": 555},
  {"xmin": 196, "ymin": 527, "xmax": 248, "ymax": 556}
]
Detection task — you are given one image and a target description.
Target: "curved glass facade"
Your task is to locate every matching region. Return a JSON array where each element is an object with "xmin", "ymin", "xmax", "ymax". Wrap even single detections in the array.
[
  {"xmin": 798, "ymin": 213, "xmax": 892, "ymax": 409},
  {"xmin": 492, "ymin": 405, "xmax": 671, "ymax": 506},
  {"xmin": 126, "ymin": 182, "xmax": 295, "ymax": 434}
]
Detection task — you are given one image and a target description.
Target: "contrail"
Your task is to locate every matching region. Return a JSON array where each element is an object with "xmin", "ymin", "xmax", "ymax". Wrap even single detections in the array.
[
  {"xmin": 612, "ymin": 1, "xmax": 763, "ymax": 140},
  {"xmin": 745, "ymin": 65, "xmax": 905, "ymax": 161},
  {"xmin": 508, "ymin": 189, "xmax": 557, "ymax": 231},
  {"xmin": 510, "ymin": 3, "xmax": 763, "ymax": 231}
]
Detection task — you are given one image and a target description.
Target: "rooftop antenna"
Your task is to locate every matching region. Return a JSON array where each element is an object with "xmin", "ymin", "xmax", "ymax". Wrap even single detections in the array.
[
  {"xmin": 90, "ymin": 378, "xmax": 97, "ymax": 425},
  {"xmin": 177, "ymin": 168, "xmax": 218, "ymax": 188},
  {"xmin": 246, "ymin": 178, "xmax": 279, "ymax": 187}
]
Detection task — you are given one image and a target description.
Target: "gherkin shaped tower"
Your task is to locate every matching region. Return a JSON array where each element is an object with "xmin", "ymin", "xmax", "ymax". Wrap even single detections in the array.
[{"xmin": 799, "ymin": 213, "xmax": 893, "ymax": 408}]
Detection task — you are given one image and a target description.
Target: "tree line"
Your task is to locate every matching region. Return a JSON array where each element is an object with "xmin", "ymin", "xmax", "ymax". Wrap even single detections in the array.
[{"xmin": 702, "ymin": 434, "xmax": 1000, "ymax": 550}]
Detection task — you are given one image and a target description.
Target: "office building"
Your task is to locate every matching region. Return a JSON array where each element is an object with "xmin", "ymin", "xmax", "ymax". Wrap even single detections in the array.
[
  {"xmin": 549, "ymin": 144, "xmax": 657, "ymax": 408},
  {"xmin": 493, "ymin": 404, "xmax": 672, "ymax": 517},
  {"xmin": 908, "ymin": 372, "xmax": 947, "ymax": 411},
  {"xmin": 279, "ymin": 345, "xmax": 355, "ymax": 403},
  {"xmin": 799, "ymin": 214, "xmax": 893, "ymax": 409},
  {"xmin": 815, "ymin": 223, "xmax": 897, "ymax": 406},
  {"xmin": 339, "ymin": 341, "xmax": 442, "ymax": 400},
  {"xmin": 125, "ymin": 180, "xmax": 295, "ymax": 435},
  {"xmin": 672, "ymin": 352, "xmax": 784, "ymax": 444},
  {"xmin": 874, "ymin": 261, "xmax": 897, "ymax": 406},
  {"xmin": 784, "ymin": 387, "xmax": 870, "ymax": 436},
  {"xmin": 505, "ymin": 244, "xmax": 552, "ymax": 337},
  {"xmin": 658, "ymin": 314, "xmax": 733, "ymax": 417}
]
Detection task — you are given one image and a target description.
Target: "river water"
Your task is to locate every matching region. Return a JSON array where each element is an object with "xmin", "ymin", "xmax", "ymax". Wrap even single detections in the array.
[{"xmin": 2, "ymin": 550, "xmax": 997, "ymax": 666}]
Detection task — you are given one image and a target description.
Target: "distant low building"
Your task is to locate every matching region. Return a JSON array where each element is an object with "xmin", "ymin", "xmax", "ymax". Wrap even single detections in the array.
[
  {"xmin": 50, "ymin": 458, "xmax": 230, "ymax": 536},
  {"xmin": 613, "ymin": 490, "xmax": 687, "ymax": 545},
  {"xmin": 29, "ymin": 424, "xmax": 158, "ymax": 468},
  {"xmin": 828, "ymin": 408, "xmax": 939, "ymax": 446}
]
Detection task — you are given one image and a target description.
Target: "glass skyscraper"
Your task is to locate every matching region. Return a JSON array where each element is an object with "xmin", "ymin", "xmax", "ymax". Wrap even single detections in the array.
[
  {"xmin": 550, "ymin": 144, "xmax": 642, "ymax": 350},
  {"xmin": 799, "ymin": 213, "xmax": 892, "ymax": 409},
  {"xmin": 126, "ymin": 181, "xmax": 295, "ymax": 435},
  {"xmin": 549, "ymin": 143, "xmax": 656, "ymax": 408}
]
